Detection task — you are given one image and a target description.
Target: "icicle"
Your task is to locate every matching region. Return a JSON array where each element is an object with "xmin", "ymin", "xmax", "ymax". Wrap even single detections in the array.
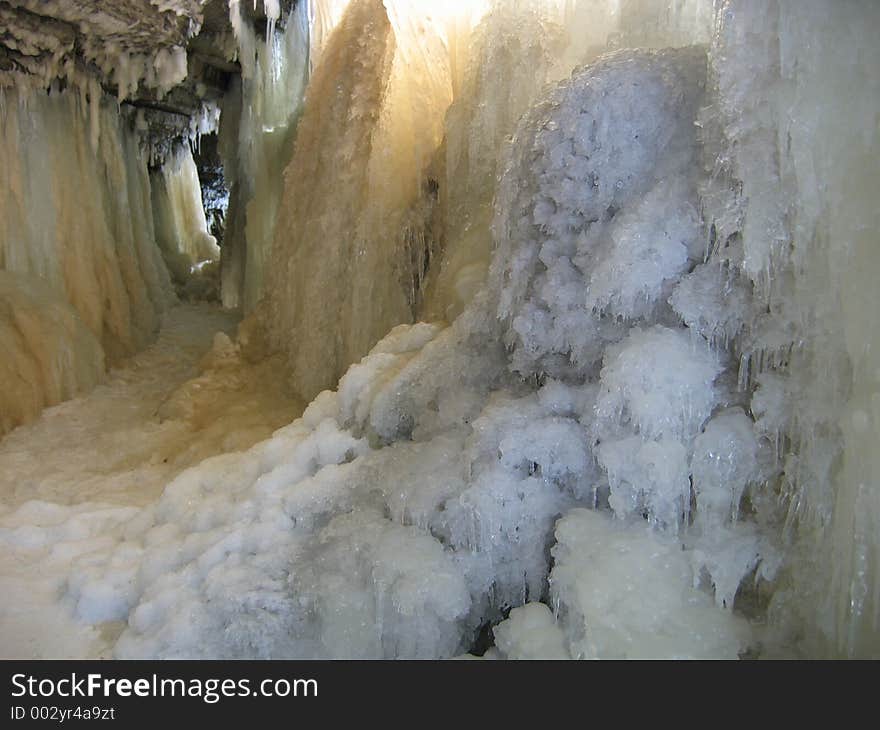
[{"xmin": 88, "ymin": 76, "xmax": 101, "ymax": 155}]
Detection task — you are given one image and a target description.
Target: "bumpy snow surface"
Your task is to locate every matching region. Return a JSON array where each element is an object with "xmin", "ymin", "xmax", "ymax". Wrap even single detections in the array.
[{"xmin": 0, "ymin": 304, "xmax": 301, "ymax": 658}]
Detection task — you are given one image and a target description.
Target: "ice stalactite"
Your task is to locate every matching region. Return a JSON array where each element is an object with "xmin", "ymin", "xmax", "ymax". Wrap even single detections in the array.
[
  {"xmin": 151, "ymin": 145, "xmax": 220, "ymax": 284},
  {"xmin": 0, "ymin": 1, "xmax": 199, "ymax": 101},
  {"xmin": 219, "ymin": 0, "xmax": 310, "ymax": 312},
  {"xmin": 0, "ymin": 86, "xmax": 176, "ymax": 358},
  {"xmin": 697, "ymin": 0, "xmax": 880, "ymax": 657}
]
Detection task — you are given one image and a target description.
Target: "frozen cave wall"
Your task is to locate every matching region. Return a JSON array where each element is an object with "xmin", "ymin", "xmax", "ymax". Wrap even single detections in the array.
[
  {"xmin": 0, "ymin": 85, "xmax": 177, "ymax": 436},
  {"xmin": 218, "ymin": 0, "xmax": 309, "ymax": 311}
]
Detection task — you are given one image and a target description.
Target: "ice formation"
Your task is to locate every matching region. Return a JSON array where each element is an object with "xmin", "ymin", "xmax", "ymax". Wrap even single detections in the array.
[
  {"xmin": 250, "ymin": 0, "xmax": 717, "ymax": 402},
  {"xmin": 0, "ymin": 48, "xmax": 224, "ymax": 433},
  {"xmin": 220, "ymin": 0, "xmax": 310, "ymax": 310},
  {"xmin": 491, "ymin": 603, "xmax": 569, "ymax": 660},
  {"xmin": 0, "ymin": 272, "xmax": 104, "ymax": 436},
  {"xmin": 0, "ymin": 86, "xmax": 174, "ymax": 354},
  {"xmin": 0, "ymin": 85, "xmax": 173, "ymax": 433},
  {"xmin": 5, "ymin": 36, "xmax": 753, "ymax": 660},
  {"xmin": 549, "ymin": 509, "xmax": 748, "ymax": 659},
  {"xmin": 1, "ymin": 0, "xmax": 879, "ymax": 660},
  {"xmin": 0, "ymin": 305, "xmax": 301, "ymax": 658},
  {"xmin": 0, "ymin": 1, "xmax": 203, "ymax": 99},
  {"xmin": 152, "ymin": 145, "xmax": 220, "ymax": 280}
]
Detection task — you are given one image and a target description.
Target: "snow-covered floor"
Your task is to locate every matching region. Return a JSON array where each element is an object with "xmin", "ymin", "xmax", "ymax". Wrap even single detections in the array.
[{"xmin": 0, "ymin": 304, "xmax": 303, "ymax": 658}]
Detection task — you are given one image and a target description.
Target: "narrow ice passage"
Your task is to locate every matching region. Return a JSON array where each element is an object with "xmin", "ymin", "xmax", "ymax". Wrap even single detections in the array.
[{"xmin": 0, "ymin": 304, "xmax": 302, "ymax": 658}]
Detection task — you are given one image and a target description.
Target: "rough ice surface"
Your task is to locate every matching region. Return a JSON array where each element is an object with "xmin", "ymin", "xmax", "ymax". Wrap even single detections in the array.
[
  {"xmin": 2, "ymin": 0, "xmax": 880, "ymax": 660},
  {"xmin": 490, "ymin": 47, "xmax": 707, "ymax": 381},
  {"xmin": 585, "ymin": 180, "xmax": 699, "ymax": 321},
  {"xmin": 670, "ymin": 262, "xmax": 751, "ymax": 346},
  {"xmin": 0, "ymin": 86, "xmax": 175, "ymax": 354},
  {"xmin": 699, "ymin": 0, "xmax": 880, "ymax": 656},
  {"xmin": 220, "ymin": 0, "xmax": 310, "ymax": 310},
  {"xmin": 550, "ymin": 509, "xmax": 749, "ymax": 658},
  {"xmin": 0, "ymin": 1, "xmax": 199, "ymax": 98},
  {"xmin": 0, "ymin": 272, "xmax": 105, "ymax": 436},
  {"xmin": 263, "ymin": 0, "xmax": 405, "ymax": 401},
  {"xmin": 492, "ymin": 603, "xmax": 569, "ymax": 660},
  {"xmin": 691, "ymin": 408, "xmax": 760, "ymax": 528},
  {"xmin": 49, "ymin": 322, "xmax": 575, "ymax": 657},
  {"xmin": 598, "ymin": 436, "xmax": 690, "ymax": 532},
  {"xmin": 0, "ymin": 304, "xmax": 301, "ymax": 657},
  {"xmin": 595, "ymin": 326, "xmax": 722, "ymax": 443}
]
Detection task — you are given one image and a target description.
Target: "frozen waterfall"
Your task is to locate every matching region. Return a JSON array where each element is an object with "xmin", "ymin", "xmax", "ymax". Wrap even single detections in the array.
[{"xmin": 0, "ymin": 0, "xmax": 878, "ymax": 659}]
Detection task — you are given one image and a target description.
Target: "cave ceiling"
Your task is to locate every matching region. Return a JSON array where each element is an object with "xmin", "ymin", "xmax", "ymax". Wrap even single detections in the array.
[{"xmin": 0, "ymin": 1, "xmax": 292, "ymax": 118}]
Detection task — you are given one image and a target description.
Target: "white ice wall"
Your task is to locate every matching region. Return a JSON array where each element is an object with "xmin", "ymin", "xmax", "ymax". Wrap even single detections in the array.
[
  {"xmin": 0, "ymin": 271, "xmax": 105, "ymax": 437},
  {"xmin": 703, "ymin": 0, "xmax": 880, "ymax": 657},
  {"xmin": 0, "ymin": 87, "xmax": 176, "ymax": 359},
  {"xmin": 263, "ymin": 0, "xmax": 403, "ymax": 400}
]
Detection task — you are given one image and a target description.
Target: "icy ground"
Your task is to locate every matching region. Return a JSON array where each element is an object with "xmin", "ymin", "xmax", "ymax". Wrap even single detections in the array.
[{"xmin": 0, "ymin": 304, "xmax": 302, "ymax": 658}]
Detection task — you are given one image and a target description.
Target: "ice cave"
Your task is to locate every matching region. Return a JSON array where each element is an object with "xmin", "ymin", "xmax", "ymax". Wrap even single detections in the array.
[{"xmin": 0, "ymin": 0, "xmax": 878, "ymax": 660}]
